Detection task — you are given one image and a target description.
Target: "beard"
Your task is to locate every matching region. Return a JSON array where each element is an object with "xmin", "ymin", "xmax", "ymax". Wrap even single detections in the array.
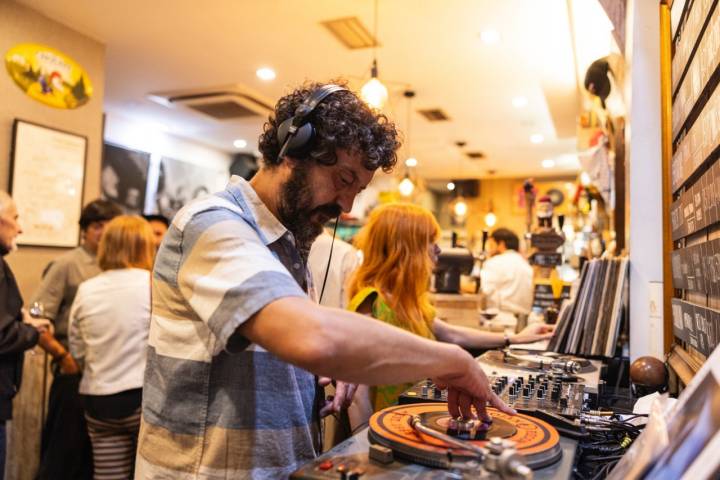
[{"xmin": 277, "ymin": 164, "xmax": 341, "ymax": 259}]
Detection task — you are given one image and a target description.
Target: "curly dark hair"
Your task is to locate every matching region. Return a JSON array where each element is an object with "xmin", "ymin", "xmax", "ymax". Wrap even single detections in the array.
[{"xmin": 258, "ymin": 81, "xmax": 400, "ymax": 172}]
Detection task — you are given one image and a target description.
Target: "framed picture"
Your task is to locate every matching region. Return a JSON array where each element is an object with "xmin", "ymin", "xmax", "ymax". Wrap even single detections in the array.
[
  {"xmin": 101, "ymin": 143, "xmax": 150, "ymax": 215},
  {"xmin": 9, "ymin": 120, "xmax": 87, "ymax": 247},
  {"xmin": 149, "ymin": 156, "xmax": 228, "ymax": 220}
]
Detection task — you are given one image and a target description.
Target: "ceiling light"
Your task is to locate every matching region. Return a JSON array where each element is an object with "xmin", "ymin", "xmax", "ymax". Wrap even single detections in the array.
[
  {"xmin": 447, "ymin": 181, "xmax": 456, "ymax": 191},
  {"xmin": 233, "ymin": 139, "xmax": 247, "ymax": 149},
  {"xmin": 256, "ymin": 67, "xmax": 276, "ymax": 81},
  {"xmin": 453, "ymin": 199, "xmax": 468, "ymax": 217},
  {"xmin": 512, "ymin": 96, "xmax": 528, "ymax": 108},
  {"xmin": 530, "ymin": 133, "xmax": 544, "ymax": 144},
  {"xmin": 398, "ymin": 175, "xmax": 415, "ymax": 197},
  {"xmin": 405, "ymin": 157, "xmax": 417, "ymax": 167},
  {"xmin": 361, "ymin": 0, "xmax": 388, "ymax": 109},
  {"xmin": 480, "ymin": 29, "xmax": 500, "ymax": 44},
  {"xmin": 541, "ymin": 159, "xmax": 555, "ymax": 168},
  {"xmin": 484, "ymin": 211, "xmax": 497, "ymax": 228},
  {"xmin": 361, "ymin": 69, "xmax": 388, "ymax": 109}
]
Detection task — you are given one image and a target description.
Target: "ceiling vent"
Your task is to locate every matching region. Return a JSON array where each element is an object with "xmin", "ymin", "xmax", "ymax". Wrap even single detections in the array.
[
  {"xmin": 322, "ymin": 17, "xmax": 378, "ymax": 49},
  {"xmin": 465, "ymin": 151, "xmax": 486, "ymax": 160},
  {"xmin": 147, "ymin": 85, "xmax": 274, "ymax": 120},
  {"xmin": 417, "ymin": 108, "xmax": 450, "ymax": 122}
]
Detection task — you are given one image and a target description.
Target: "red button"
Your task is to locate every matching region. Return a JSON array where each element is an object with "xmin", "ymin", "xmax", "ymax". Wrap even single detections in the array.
[{"xmin": 318, "ymin": 460, "xmax": 333, "ymax": 471}]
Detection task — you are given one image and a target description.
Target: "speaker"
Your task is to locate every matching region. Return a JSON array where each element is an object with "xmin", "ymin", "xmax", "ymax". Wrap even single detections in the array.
[{"xmin": 452, "ymin": 179, "xmax": 480, "ymax": 198}]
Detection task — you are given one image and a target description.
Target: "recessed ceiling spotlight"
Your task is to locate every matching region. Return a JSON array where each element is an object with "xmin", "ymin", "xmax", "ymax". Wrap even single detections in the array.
[
  {"xmin": 512, "ymin": 96, "xmax": 528, "ymax": 108},
  {"xmin": 447, "ymin": 181, "xmax": 456, "ymax": 191},
  {"xmin": 530, "ymin": 133, "xmax": 544, "ymax": 144},
  {"xmin": 405, "ymin": 157, "xmax": 418, "ymax": 167},
  {"xmin": 541, "ymin": 159, "xmax": 555, "ymax": 168},
  {"xmin": 233, "ymin": 139, "xmax": 247, "ymax": 149},
  {"xmin": 256, "ymin": 67, "xmax": 276, "ymax": 81},
  {"xmin": 480, "ymin": 29, "xmax": 500, "ymax": 44}
]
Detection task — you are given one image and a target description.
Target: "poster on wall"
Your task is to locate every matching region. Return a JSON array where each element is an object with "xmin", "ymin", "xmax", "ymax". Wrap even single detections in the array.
[
  {"xmin": 10, "ymin": 120, "xmax": 86, "ymax": 247},
  {"xmin": 512, "ymin": 180, "xmax": 575, "ymax": 216},
  {"xmin": 101, "ymin": 143, "xmax": 150, "ymax": 215},
  {"xmin": 4, "ymin": 43, "xmax": 93, "ymax": 109},
  {"xmin": 149, "ymin": 156, "xmax": 228, "ymax": 220}
]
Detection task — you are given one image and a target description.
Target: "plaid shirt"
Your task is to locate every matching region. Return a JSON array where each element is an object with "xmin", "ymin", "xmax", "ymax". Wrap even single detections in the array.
[{"xmin": 136, "ymin": 176, "xmax": 320, "ymax": 479}]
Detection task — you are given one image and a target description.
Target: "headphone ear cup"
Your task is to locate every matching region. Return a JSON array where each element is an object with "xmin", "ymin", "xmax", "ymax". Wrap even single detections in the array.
[{"xmin": 282, "ymin": 122, "xmax": 315, "ymax": 159}]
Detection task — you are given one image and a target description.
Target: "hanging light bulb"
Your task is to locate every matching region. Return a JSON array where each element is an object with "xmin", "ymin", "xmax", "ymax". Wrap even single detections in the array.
[
  {"xmin": 399, "ymin": 174, "xmax": 415, "ymax": 197},
  {"xmin": 484, "ymin": 211, "xmax": 497, "ymax": 227},
  {"xmin": 447, "ymin": 181, "xmax": 456, "ymax": 191},
  {"xmin": 361, "ymin": 0, "xmax": 388, "ymax": 109},
  {"xmin": 361, "ymin": 60, "xmax": 388, "ymax": 109},
  {"xmin": 453, "ymin": 198, "xmax": 468, "ymax": 217}
]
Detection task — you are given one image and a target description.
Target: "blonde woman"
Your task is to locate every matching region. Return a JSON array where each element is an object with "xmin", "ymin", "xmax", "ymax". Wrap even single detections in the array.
[
  {"xmin": 347, "ymin": 203, "xmax": 553, "ymax": 426},
  {"xmin": 68, "ymin": 216, "xmax": 155, "ymax": 479}
]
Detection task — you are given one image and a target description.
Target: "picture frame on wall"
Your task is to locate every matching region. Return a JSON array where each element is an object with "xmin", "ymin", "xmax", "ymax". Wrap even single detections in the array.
[
  {"xmin": 101, "ymin": 143, "xmax": 150, "ymax": 215},
  {"xmin": 9, "ymin": 119, "xmax": 87, "ymax": 247}
]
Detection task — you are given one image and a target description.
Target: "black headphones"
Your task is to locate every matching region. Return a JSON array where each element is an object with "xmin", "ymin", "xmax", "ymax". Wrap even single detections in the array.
[{"xmin": 276, "ymin": 84, "xmax": 348, "ymax": 161}]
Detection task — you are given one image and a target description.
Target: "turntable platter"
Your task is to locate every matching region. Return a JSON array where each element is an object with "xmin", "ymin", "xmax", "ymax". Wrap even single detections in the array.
[{"xmin": 368, "ymin": 403, "xmax": 562, "ymax": 470}]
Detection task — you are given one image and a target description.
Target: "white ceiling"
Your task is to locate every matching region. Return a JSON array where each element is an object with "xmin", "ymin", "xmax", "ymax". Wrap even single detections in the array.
[{"xmin": 18, "ymin": 0, "xmax": 614, "ymax": 179}]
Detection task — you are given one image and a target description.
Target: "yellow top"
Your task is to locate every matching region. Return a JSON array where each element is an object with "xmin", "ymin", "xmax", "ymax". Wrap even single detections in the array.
[{"xmin": 348, "ymin": 286, "xmax": 435, "ymax": 411}]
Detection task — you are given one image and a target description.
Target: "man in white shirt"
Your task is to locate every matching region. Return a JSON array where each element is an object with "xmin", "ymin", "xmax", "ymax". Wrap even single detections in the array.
[
  {"xmin": 308, "ymin": 230, "xmax": 360, "ymax": 309},
  {"xmin": 480, "ymin": 228, "xmax": 534, "ymax": 316}
]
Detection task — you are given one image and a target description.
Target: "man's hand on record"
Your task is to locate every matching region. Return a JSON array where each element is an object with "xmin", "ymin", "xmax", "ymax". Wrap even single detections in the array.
[{"xmin": 433, "ymin": 359, "xmax": 516, "ymax": 421}]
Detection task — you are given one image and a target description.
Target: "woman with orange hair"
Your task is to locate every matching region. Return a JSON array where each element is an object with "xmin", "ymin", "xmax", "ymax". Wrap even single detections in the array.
[
  {"xmin": 68, "ymin": 215, "xmax": 155, "ymax": 479},
  {"xmin": 347, "ymin": 203, "xmax": 553, "ymax": 424}
]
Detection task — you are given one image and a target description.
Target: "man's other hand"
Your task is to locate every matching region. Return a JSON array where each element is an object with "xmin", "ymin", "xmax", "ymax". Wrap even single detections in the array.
[{"xmin": 318, "ymin": 377, "xmax": 358, "ymax": 418}]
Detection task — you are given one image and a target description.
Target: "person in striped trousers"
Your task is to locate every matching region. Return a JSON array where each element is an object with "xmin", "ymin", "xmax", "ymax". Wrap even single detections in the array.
[{"xmin": 69, "ymin": 216, "xmax": 155, "ymax": 479}]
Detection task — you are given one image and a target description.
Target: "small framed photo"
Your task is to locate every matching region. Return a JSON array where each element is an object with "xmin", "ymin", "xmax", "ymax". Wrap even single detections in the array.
[{"xmin": 10, "ymin": 119, "xmax": 87, "ymax": 247}]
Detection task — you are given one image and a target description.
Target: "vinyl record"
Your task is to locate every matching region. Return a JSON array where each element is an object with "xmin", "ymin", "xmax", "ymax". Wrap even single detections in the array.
[{"xmin": 368, "ymin": 403, "xmax": 562, "ymax": 470}]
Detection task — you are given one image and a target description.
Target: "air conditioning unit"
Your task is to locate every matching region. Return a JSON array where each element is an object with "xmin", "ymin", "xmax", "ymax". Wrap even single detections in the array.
[{"xmin": 147, "ymin": 84, "xmax": 274, "ymax": 121}]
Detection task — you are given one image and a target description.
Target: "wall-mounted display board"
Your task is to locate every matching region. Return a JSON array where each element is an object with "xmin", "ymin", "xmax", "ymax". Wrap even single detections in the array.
[
  {"xmin": 662, "ymin": 0, "xmax": 720, "ymax": 385},
  {"xmin": 9, "ymin": 120, "xmax": 86, "ymax": 247}
]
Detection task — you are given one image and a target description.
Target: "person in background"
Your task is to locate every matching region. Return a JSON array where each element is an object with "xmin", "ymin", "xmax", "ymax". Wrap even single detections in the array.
[
  {"xmin": 308, "ymin": 229, "xmax": 360, "ymax": 309},
  {"xmin": 346, "ymin": 204, "xmax": 553, "ymax": 428},
  {"xmin": 307, "ymin": 228, "xmax": 362, "ymax": 449},
  {"xmin": 69, "ymin": 216, "xmax": 154, "ymax": 480},
  {"xmin": 0, "ymin": 191, "xmax": 52, "ymax": 477},
  {"xmin": 480, "ymin": 227, "xmax": 534, "ymax": 316},
  {"xmin": 32, "ymin": 199, "xmax": 123, "ymax": 480},
  {"xmin": 142, "ymin": 214, "xmax": 169, "ymax": 251}
]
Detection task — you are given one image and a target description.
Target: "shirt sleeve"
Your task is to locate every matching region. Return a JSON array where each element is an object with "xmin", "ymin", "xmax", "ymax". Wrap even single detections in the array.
[
  {"xmin": 29, "ymin": 260, "xmax": 67, "ymax": 323},
  {"xmin": 176, "ymin": 209, "xmax": 307, "ymax": 353},
  {"xmin": 0, "ymin": 276, "xmax": 38, "ymax": 356},
  {"xmin": 67, "ymin": 287, "xmax": 86, "ymax": 364}
]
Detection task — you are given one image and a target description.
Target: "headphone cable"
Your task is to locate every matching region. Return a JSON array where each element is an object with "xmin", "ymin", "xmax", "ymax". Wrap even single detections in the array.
[{"xmin": 318, "ymin": 217, "xmax": 339, "ymax": 305}]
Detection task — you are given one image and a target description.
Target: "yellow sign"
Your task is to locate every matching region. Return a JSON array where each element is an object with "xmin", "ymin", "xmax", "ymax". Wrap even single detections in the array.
[{"xmin": 5, "ymin": 43, "xmax": 92, "ymax": 109}]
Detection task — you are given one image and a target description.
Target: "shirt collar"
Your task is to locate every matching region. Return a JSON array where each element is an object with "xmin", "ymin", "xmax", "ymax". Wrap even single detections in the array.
[{"xmin": 226, "ymin": 175, "xmax": 288, "ymax": 245}]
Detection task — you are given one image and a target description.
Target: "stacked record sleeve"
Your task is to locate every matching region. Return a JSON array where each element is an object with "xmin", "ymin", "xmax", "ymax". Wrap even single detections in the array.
[{"xmin": 548, "ymin": 257, "xmax": 629, "ymax": 357}]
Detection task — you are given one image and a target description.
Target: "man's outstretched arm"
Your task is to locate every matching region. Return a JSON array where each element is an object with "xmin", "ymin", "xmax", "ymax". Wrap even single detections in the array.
[{"xmin": 240, "ymin": 297, "xmax": 515, "ymax": 420}]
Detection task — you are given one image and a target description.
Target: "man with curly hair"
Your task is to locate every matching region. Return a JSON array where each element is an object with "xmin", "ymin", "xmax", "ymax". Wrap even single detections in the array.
[{"xmin": 136, "ymin": 82, "xmax": 512, "ymax": 479}]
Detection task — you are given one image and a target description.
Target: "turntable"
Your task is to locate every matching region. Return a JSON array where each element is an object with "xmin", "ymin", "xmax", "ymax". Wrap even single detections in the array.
[{"xmin": 292, "ymin": 403, "xmax": 574, "ymax": 479}]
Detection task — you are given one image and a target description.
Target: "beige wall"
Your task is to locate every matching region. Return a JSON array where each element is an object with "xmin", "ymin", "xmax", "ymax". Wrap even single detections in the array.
[
  {"xmin": 0, "ymin": 3, "xmax": 105, "ymax": 479},
  {"xmin": 439, "ymin": 176, "xmax": 576, "ymax": 251},
  {"xmin": 0, "ymin": 1, "xmax": 105, "ymax": 302}
]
